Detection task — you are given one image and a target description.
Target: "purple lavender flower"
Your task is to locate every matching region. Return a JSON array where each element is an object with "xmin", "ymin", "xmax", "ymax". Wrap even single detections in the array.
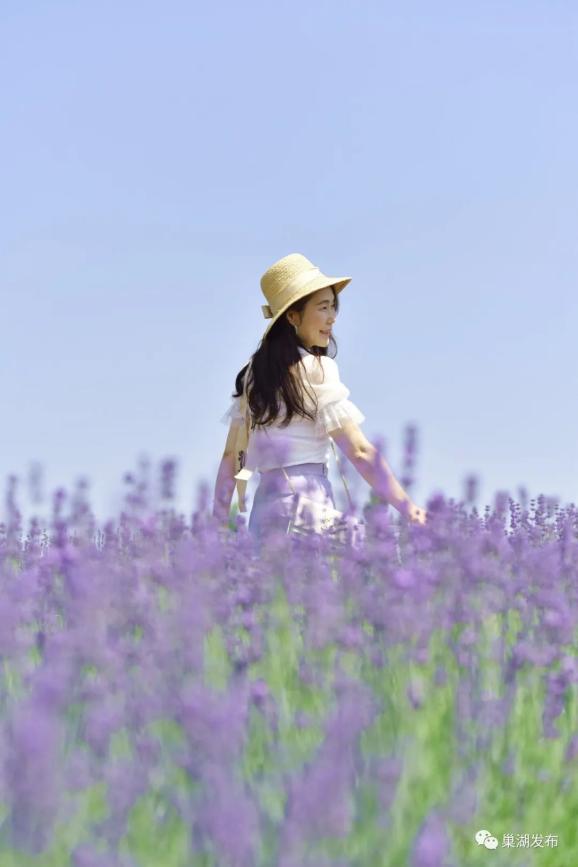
[
  {"xmin": 196, "ymin": 764, "xmax": 261, "ymax": 867},
  {"xmin": 2, "ymin": 699, "xmax": 65, "ymax": 854},
  {"xmin": 159, "ymin": 458, "xmax": 178, "ymax": 501},
  {"xmin": 411, "ymin": 810, "xmax": 453, "ymax": 866}
]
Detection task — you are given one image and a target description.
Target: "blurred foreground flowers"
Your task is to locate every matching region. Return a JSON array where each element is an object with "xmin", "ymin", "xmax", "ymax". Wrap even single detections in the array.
[{"xmin": 0, "ymin": 464, "xmax": 577, "ymax": 866}]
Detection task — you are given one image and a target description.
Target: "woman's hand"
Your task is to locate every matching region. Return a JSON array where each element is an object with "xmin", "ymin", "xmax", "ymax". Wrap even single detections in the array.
[
  {"xmin": 399, "ymin": 500, "xmax": 428, "ymax": 525},
  {"xmin": 407, "ymin": 503, "xmax": 428, "ymax": 525},
  {"xmin": 211, "ymin": 508, "xmax": 230, "ymax": 531}
]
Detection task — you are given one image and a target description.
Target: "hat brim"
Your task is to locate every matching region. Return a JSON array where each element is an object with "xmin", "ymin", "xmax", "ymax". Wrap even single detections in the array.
[{"xmin": 261, "ymin": 274, "xmax": 352, "ymax": 340}]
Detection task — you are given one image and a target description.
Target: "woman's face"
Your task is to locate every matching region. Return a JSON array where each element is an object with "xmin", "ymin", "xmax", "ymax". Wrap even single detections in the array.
[{"xmin": 286, "ymin": 286, "xmax": 337, "ymax": 350}]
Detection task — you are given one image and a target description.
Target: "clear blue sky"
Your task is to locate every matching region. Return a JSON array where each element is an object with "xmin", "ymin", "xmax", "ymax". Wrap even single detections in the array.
[{"xmin": 2, "ymin": 1, "xmax": 577, "ymax": 527}]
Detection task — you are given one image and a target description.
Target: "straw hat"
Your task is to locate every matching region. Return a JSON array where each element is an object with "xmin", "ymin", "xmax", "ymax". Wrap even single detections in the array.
[{"xmin": 260, "ymin": 253, "xmax": 352, "ymax": 339}]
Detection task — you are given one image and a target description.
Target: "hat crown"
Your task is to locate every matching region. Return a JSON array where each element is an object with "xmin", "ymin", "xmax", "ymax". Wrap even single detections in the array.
[{"xmin": 260, "ymin": 253, "xmax": 318, "ymax": 307}]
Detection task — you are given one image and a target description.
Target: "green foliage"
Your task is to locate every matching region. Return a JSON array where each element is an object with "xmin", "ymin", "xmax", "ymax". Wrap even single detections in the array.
[
  {"xmin": 121, "ymin": 793, "xmax": 191, "ymax": 867},
  {"xmin": 203, "ymin": 624, "xmax": 233, "ymax": 691}
]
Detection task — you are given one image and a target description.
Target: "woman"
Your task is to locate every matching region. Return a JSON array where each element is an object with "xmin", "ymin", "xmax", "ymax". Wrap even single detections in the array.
[{"xmin": 212, "ymin": 252, "xmax": 428, "ymax": 548}]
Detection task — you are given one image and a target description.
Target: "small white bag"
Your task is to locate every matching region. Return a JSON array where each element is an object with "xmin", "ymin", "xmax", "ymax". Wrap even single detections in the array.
[{"xmin": 289, "ymin": 491, "xmax": 344, "ymax": 535}]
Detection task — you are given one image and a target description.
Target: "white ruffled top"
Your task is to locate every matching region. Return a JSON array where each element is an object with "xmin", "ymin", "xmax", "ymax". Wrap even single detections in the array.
[{"xmin": 220, "ymin": 346, "xmax": 365, "ymax": 472}]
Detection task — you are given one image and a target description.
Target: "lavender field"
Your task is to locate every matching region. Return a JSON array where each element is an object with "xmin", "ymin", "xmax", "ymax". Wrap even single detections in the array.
[{"xmin": 0, "ymin": 463, "xmax": 577, "ymax": 867}]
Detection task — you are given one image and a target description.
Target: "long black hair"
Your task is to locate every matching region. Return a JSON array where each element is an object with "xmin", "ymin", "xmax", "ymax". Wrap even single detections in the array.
[{"xmin": 231, "ymin": 285, "xmax": 340, "ymax": 429}]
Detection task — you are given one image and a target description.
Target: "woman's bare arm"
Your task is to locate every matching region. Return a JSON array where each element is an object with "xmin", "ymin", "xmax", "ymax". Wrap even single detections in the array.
[
  {"xmin": 212, "ymin": 419, "xmax": 242, "ymax": 520},
  {"xmin": 212, "ymin": 453, "xmax": 237, "ymax": 521},
  {"xmin": 329, "ymin": 420, "xmax": 427, "ymax": 522}
]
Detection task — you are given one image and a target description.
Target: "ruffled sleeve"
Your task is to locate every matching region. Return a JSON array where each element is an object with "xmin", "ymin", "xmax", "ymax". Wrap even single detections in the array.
[
  {"xmin": 300, "ymin": 354, "xmax": 366, "ymax": 434},
  {"xmin": 220, "ymin": 395, "xmax": 244, "ymax": 426},
  {"xmin": 220, "ymin": 364, "xmax": 251, "ymax": 425}
]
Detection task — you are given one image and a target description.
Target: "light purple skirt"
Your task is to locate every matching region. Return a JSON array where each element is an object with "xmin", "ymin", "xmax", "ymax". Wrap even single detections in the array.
[{"xmin": 247, "ymin": 462, "xmax": 336, "ymax": 551}]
